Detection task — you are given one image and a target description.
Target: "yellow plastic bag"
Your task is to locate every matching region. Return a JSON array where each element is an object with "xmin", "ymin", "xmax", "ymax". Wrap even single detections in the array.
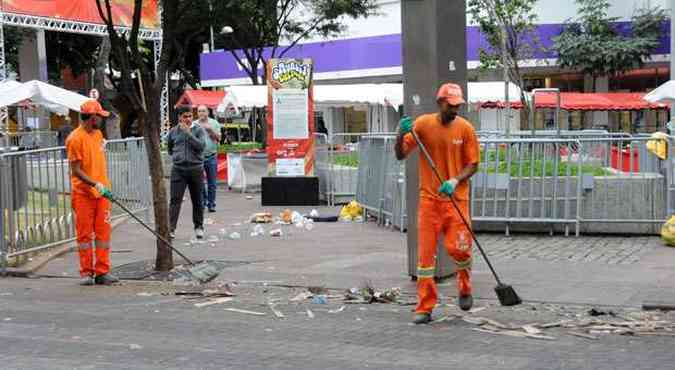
[
  {"xmin": 662, "ymin": 216, "xmax": 675, "ymax": 247},
  {"xmin": 339, "ymin": 201, "xmax": 363, "ymax": 221},
  {"xmin": 646, "ymin": 132, "xmax": 669, "ymax": 160}
]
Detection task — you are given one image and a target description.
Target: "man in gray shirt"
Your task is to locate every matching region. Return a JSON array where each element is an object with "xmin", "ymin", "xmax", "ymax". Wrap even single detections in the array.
[
  {"xmin": 195, "ymin": 105, "xmax": 222, "ymax": 213},
  {"xmin": 167, "ymin": 107, "xmax": 207, "ymax": 239}
]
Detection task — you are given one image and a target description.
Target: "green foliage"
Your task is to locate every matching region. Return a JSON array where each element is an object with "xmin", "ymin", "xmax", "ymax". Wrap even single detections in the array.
[
  {"xmin": 3, "ymin": 26, "xmax": 29, "ymax": 75},
  {"xmin": 333, "ymin": 152, "xmax": 359, "ymax": 168},
  {"xmin": 218, "ymin": 142, "xmax": 263, "ymax": 153},
  {"xmin": 46, "ymin": 32, "xmax": 102, "ymax": 83},
  {"xmin": 479, "ymin": 148, "xmax": 611, "ymax": 177},
  {"xmin": 552, "ymin": 0, "xmax": 668, "ymax": 87},
  {"xmin": 467, "ymin": 0, "xmax": 541, "ymax": 70}
]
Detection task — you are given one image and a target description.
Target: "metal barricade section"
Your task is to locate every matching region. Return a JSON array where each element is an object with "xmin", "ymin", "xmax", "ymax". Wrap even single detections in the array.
[
  {"xmin": 349, "ymin": 133, "xmax": 672, "ymax": 236},
  {"xmin": 0, "ymin": 138, "xmax": 151, "ymax": 268}
]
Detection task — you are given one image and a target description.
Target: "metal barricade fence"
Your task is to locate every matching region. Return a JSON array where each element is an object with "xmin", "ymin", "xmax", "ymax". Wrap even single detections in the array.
[
  {"xmin": 350, "ymin": 133, "xmax": 672, "ymax": 235},
  {"xmin": 0, "ymin": 137, "xmax": 151, "ymax": 269}
]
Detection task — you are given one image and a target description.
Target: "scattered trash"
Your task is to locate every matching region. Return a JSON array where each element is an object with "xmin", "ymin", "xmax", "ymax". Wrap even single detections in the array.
[
  {"xmin": 246, "ymin": 196, "xmax": 254, "ymax": 200},
  {"xmin": 308, "ymin": 286, "xmax": 328, "ymax": 295},
  {"xmin": 207, "ymin": 236, "xmax": 219, "ymax": 243},
  {"xmin": 290, "ymin": 291, "xmax": 313, "ymax": 302},
  {"xmin": 306, "ymin": 309, "xmax": 315, "ymax": 319},
  {"xmin": 312, "ymin": 295, "xmax": 328, "ymax": 305},
  {"xmin": 588, "ymin": 308, "xmax": 616, "ymax": 317},
  {"xmin": 129, "ymin": 344, "xmax": 143, "ymax": 350},
  {"xmin": 522, "ymin": 325, "xmax": 543, "ymax": 335},
  {"xmin": 304, "ymin": 219, "xmax": 315, "ymax": 231},
  {"xmin": 3, "ymin": 318, "xmax": 12, "ymax": 321},
  {"xmin": 339, "ymin": 201, "xmax": 363, "ymax": 222},
  {"xmin": 0, "ymin": 292, "xmax": 14, "ymax": 296},
  {"xmin": 251, "ymin": 213, "xmax": 273, "ymax": 224},
  {"xmin": 291, "ymin": 211, "xmax": 303, "ymax": 225},
  {"xmin": 468, "ymin": 307, "xmax": 487, "ymax": 314},
  {"xmin": 270, "ymin": 229, "xmax": 283, "ymax": 237},
  {"xmin": 205, "ymin": 218, "xmax": 215, "ymax": 225},
  {"xmin": 228, "ymin": 232, "xmax": 241, "ymax": 240},
  {"xmin": 328, "ymin": 306, "xmax": 346, "ymax": 314},
  {"xmin": 251, "ymin": 224, "xmax": 265, "ymax": 237},
  {"xmin": 346, "ymin": 283, "xmax": 401, "ymax": 304},
  {"xmin": 194, "ymin": 297, "xmax": 234, "ymax": 308},
  {"xmin": 280, "ymin": 209, "xmax": 293, "ymax": 224},
  {"xmin": 175, "ymin": 285, "xmax": 235, "ymax": 297},
  {"xmin": 309, "ymin": 209, "xmax": 320, "ymax": 218},
  {"xmin": 268, "ymin": 304, "xmax": 285, "ymax": 318},
  {"xmin": 225, "ymin": 308, "xmax": 266, "ymax": 316},
  {"xmin": 112, "ymin": 249, "xmax": 133, "ymax": 254},
  {"xmin": 136, "ymin": 292, "xmax": 155, "ymax": 297}
]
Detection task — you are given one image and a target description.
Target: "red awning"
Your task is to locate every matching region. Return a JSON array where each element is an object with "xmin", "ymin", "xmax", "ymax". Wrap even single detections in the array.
[
  {"xmin": 480, "ymin": 92, "xmax": 669, "ymax": 111},
  {"xmin": 175, "ymin": 90, "xmax": 226, "ymax": 109}
]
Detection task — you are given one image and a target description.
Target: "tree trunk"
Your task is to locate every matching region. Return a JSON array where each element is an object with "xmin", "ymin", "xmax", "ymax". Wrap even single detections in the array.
[{"xmin": 143, "ymin": 82, "xmax": 173, "ymax": 271}]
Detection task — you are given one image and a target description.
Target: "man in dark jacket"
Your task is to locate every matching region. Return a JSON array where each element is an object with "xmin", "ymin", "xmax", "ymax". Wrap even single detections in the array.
[{"xmin": 167, "ymin": 107, "xmax": 207, "ymax": 240}]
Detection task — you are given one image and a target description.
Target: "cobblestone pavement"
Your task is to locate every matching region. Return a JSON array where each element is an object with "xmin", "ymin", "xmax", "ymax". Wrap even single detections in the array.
[{"xmin": 476, "ymin": 234, "xmax": 656, "ymax": 264}]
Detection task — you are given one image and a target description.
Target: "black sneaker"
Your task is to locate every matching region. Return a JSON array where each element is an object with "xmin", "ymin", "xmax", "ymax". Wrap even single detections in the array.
[
  {"xmin": 413, "ymin": 313, "xmax": 432, "ymax": 325},
  {"xmin": 95, "ymin": 274, "xmax": 120, "ymax": 285},
  {"xmin": 458, "ymin": 294, "xmax": 474, "ymax": 311},
  {"xmin": 195, "ymin": 228, "xmax": 205, "ymax": 239},
  {"xmin": 208, "ymin": 208, "xmax": 216, "ymax": 213}
]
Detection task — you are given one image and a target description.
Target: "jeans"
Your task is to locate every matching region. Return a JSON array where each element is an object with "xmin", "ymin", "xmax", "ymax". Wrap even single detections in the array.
[
  {"xmin": 169, "ymin": 166, "xmax": 204, "ymax": 231},
  {"xmin": 202, "ymin": 155, "xmax": 218, "ymax": 209}
]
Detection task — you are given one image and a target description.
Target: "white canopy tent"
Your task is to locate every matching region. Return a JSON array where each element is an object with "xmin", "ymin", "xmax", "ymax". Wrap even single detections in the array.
[
  {"xmin": 644, "ymin": 80, "xmax": 675, "ymax": 103},
  {"xmin": 216, "ymin": 82, "xmax": 524, "ymax": 134},
  {"xmin": 0, "ymin": 80, "xmax": 90, "ymax": 115}
]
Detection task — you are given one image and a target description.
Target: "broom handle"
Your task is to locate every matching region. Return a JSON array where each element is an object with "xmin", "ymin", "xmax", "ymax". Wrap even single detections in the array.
[
  {"xmin": 409, "ymin": 129, "xmax": 503, "ymax": 285},
  {"xmin": 109, "ymin": 197, "xmax": 195, "ymax": 266}
]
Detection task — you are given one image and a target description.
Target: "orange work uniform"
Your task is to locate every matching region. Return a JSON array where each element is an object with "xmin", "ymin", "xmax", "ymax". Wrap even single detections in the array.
[
  {"xmin": 401, "ymin": 113, "xmax": 480, "ymax": 314},
  {"xmin": 66, "ymin": 127, "xmax": 112, "ymax": 278}
]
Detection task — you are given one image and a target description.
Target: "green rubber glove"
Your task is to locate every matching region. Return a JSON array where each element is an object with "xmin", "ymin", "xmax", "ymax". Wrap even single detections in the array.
[
  {"xmin": 399, "ymin": 116, "xmax": 413, "ymax": 135},
  {"xmin": 95, "ymin": 183, "xmax": 114, "ymax": 200},
  {"xmin": 438, "ymin": 179, "xmax": 459, "ymax": 197}
]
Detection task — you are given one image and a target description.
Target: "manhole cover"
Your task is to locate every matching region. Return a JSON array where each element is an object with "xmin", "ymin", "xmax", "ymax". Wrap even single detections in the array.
[{"xmin": 111, "ymin": 260, "xmax": 252, "ymax": 281}]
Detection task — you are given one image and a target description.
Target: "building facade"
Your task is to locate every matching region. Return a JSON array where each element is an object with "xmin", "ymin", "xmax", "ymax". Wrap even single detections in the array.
[{"xmin": 200, "ymin": 0, "xmax": 671, "ymax": 91}]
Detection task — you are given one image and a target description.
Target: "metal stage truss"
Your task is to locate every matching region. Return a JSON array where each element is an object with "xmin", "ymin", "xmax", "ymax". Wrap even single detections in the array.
[{"xmin": 0, "ymin": 8, "xmax": 168, "ymax": 130}]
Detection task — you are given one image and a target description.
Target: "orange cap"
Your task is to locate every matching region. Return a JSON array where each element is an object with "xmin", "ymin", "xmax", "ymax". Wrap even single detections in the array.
[
  {"xmin": 80, "ymin": 100, "xmax": 110, "ymax": 117},
  {"xmin": 436, "ymin": 83, "xmax": 466, "ymax": 106}
]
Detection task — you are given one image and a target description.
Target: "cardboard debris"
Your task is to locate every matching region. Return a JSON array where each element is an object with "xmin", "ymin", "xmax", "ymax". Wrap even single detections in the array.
[
  {"xmin": 194, "ymin": 297, "xmax": 234, "ymax": 308},
  {"xmin": 225, "ymin": 308, "xmax": 266, "ymax": 316}
]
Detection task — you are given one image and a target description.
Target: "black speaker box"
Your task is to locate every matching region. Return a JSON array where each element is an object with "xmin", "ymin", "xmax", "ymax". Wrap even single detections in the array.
[{"xmin": 261, "ymin": 177, "xmax": 319, "ymax": 206}]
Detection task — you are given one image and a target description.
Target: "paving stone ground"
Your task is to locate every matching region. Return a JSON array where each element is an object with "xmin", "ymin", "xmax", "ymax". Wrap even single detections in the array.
[{"xmin": 3, "ymin": 190, "xmax": 675, "ymax": 369}]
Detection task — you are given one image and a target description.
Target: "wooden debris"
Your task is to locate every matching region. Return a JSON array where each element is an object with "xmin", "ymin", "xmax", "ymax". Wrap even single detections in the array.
[
  {"xmin": 539, "ymin": 320, "xmax": 572, "ymax": 329},
  {"xmin": 269, "ymin": 304, "xmax": 285, "ymax": 319},
  {"xmin": 522, "ymin": 325, "xmax": 543, "ymax": 335},
  {"xmin": 224, "ymin": 308, "xmax": 266, "ymax": 316},
  {"xmin": 194, "ymin": 297, "xmax": 233, "ymax": 308},
  {"xmin": 468, "ymin": 307, "xmax": 487, "ymax": 314},
  {"xmin": 569, "ymin": 331, "xmax": 599, "ymax": 340}
]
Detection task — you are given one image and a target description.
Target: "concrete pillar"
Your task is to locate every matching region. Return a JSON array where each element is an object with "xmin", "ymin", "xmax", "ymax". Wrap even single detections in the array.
[
  {"xmin": 18, "ymin": 30, "xmax": 48, "ymax": 82},
  {"xmin": 402, "ymin": 0, "xmax": 467, "ymax": 279}
]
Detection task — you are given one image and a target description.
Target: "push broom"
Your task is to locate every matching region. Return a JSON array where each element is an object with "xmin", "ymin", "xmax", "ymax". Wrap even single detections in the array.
[
  {"xmin": 409, "ymin": 129, "xmax": 522, "ymax": 306},
  {"xmin": 110, "ymin": 197, "xmax": 222, "ymax": 284}
]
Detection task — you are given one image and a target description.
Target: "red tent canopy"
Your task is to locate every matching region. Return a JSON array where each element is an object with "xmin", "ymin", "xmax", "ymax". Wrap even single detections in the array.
[
  {"xmin": 174, "ymin": 90, "xmax": 226, "ymax": 109},
  {"xmin": 480, "ymin": 92, "xmax": 669, "ymax": 111}
]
